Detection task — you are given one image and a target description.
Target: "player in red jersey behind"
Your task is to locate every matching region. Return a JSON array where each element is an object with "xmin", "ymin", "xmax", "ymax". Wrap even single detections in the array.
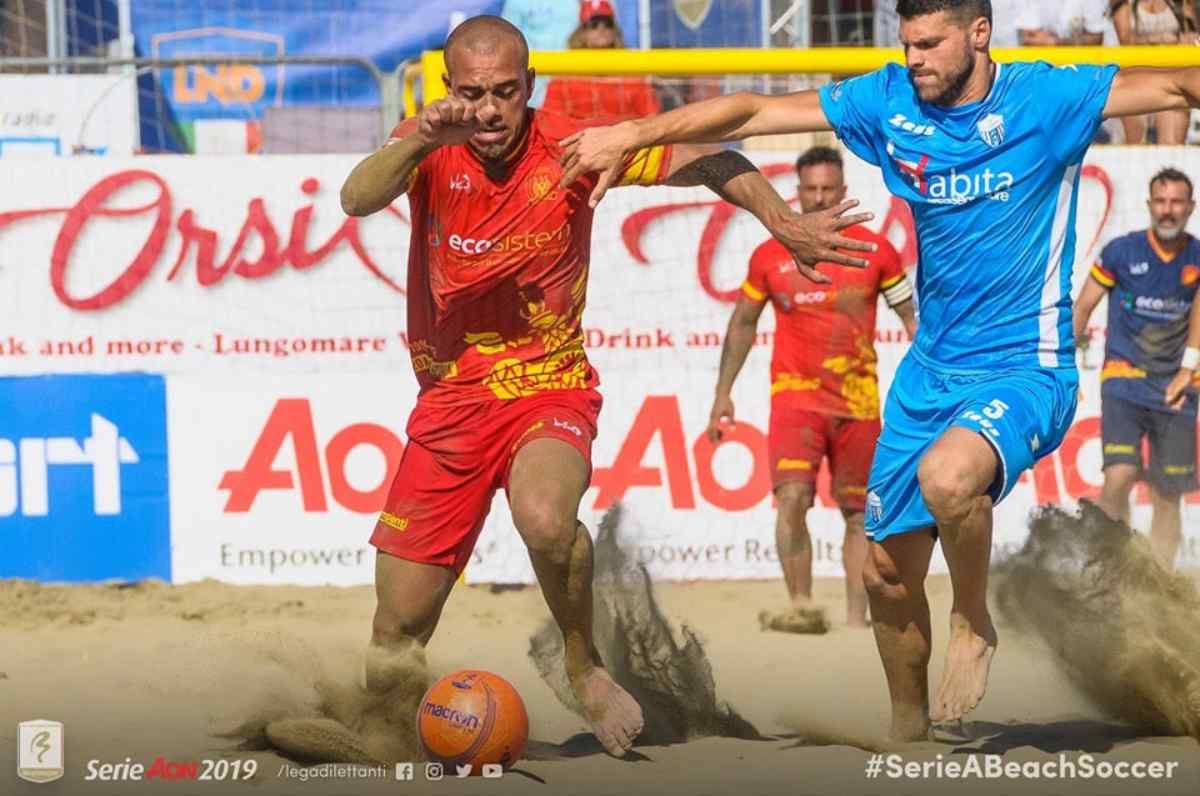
[
  {"xmin": 708, "ymin": 147, "xmax": 917, "ymax": 634},
  {"xmin": 340, "ymin": 16, "xmax": 872, "ymax": 757}
]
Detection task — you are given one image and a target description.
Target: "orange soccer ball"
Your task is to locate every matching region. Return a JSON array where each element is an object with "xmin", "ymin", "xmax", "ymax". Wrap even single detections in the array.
[{"xmin": 417, "ymin": 669, "xmax": 529, "ymax": 774}]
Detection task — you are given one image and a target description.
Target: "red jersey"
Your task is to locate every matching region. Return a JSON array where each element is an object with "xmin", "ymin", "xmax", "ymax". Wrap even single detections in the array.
[
  {"xmin": 541, "ymin": 77, "xmax": 661, "ymax": 122},
  {"xmin": 393, "ymin": 110, "xmax": 672, "ymax": 406},
  {"xmin": 741, "ymin": 226, "xmax": 909, "ymax": 420}
]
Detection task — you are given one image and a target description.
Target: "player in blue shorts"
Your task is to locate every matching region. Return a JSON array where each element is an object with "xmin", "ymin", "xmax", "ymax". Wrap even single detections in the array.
[
  {"xmin": 1074, "ymin": 167, "xmax": 1200, "ymax": 571},
  {"xmin": 559, "ymin": 0, "xmax": 1200, "ymax": 740}
]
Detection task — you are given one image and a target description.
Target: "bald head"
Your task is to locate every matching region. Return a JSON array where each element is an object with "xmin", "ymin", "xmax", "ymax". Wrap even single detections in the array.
[
  {"xmin": 439, "ymin": 15, "xmax": 534, "ymax": 163},
  {"xmin": 444, "ymin": 15, "xmax": 529, "ymax": 75}
]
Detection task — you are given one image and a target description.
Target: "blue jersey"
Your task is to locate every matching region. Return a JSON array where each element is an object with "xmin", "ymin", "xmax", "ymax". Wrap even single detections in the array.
[
  {"xmin": 1092, "ymin": 230, "xmax": 1200, "ymax": 412},
  {"xmin": 819, "ymin": 61, "xmax": 1118, "ymax": 373}
]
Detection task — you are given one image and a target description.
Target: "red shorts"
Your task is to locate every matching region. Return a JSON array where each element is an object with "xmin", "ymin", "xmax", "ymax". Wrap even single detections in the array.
[
  {"xmin": 768, "ymin": 405, "xmax": 879, "ymax": 512},
  {"xmin": 370, "ymin": 389, "xmax": 602, "ymax": 574}
]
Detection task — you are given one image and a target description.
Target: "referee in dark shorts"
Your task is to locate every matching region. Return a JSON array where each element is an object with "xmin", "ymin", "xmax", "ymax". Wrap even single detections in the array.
[{"xmin": 1074, "ymin": 167, "xmax": 1200, "ymax": 571}]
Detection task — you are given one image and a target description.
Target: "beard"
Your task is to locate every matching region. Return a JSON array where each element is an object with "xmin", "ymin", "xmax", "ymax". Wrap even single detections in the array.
[
  {"xmin": 910, "ymin": 49, "xmax": 975, "ymax": 106},
  {"xmin": 1154, "ymin": 220, "xmax": 1184, "ymax": 241}
]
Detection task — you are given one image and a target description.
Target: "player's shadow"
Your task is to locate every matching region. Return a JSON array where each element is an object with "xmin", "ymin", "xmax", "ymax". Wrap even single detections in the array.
[
  {"xmin": 524, "ymin": 734, "xmax": 653, "ymax": 763},
  {"xmin": 945, "ymin": 719, "xmax": 1142, "ymax": 755}
]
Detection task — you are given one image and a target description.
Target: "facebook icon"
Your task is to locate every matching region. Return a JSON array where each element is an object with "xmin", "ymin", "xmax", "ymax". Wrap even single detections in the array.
[{"xmin": 0, "ymin": 374, "xmax": 171, "ymax": 581}]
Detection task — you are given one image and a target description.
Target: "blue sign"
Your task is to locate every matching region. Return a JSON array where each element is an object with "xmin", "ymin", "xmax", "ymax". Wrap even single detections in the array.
[
  {"xmin": 130, "ymin": 0, "xmax": 504, "ymax": 125},
  {"xmin": 0, "ymin": 374, "xmax": 171, "ymax": 582},
  {"xmin": 649, "ymin": 0, "xmax": 763, "ymax": 48}
]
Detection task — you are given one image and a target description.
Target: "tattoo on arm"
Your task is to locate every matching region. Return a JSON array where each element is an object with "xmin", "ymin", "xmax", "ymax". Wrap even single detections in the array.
[{"xmin": 666, "ymin": 150, "xmax": 758, "ymax": 201}]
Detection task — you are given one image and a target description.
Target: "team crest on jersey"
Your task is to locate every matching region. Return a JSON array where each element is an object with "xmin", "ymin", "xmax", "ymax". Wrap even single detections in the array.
[
  {"xmin": 1182, "ymin": 265, "xmax": 1200, "ymax": 286},
  {"xmin": 527, "ymin": 168, "xmax": 559, "ymax": 204},
  {"xmin": 977, "ymin": 113, "xmax": 1005, "ymax": 148}
]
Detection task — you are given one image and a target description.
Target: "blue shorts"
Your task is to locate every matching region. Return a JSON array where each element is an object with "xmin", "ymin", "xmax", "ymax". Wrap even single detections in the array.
[{"xmin": 864, "ymin": 354, "xmax": 1078, "ymax": 542}]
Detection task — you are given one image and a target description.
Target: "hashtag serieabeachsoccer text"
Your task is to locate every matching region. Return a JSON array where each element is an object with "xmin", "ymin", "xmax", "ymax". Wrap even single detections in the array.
[{"xmin": 864, "ymin": 753, "xmax": 1180, "ymax": 780}]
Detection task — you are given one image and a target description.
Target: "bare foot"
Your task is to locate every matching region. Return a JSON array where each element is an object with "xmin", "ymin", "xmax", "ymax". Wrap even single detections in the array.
[
  {"xmin": 930, "ymin": 614, "xmax": 997, "ymax": 722},
  {"xmin": 570, "ymin": 666, "xmax": 644, "ymax": 757},
  {"xmin": 759, "ymin": 606, "xmax": 830, "ymax": 635}
]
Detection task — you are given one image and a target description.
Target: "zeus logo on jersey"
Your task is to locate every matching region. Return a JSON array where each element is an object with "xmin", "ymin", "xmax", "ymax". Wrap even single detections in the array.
[
  {"xmin": 0, "ymin": 414, "xmax": 138, "ymax": 517},
  {"xmin": 888, "ymin": 113, "xmax": 935, "ymax": 136},
  {"xmin": 0, "ymin": 374, "xmax": 171, "ymax": 581}
]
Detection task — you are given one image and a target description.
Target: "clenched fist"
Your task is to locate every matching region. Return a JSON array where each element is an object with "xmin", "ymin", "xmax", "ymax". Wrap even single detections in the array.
[{"xmin": 417, "ymin": 97, "xmax": 498, "ymax": 149}]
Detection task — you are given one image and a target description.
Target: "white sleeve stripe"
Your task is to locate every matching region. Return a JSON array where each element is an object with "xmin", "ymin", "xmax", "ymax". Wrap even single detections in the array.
[{"xmin": 883, "ymin": 278, "xmax": 914, "ymax": 307}]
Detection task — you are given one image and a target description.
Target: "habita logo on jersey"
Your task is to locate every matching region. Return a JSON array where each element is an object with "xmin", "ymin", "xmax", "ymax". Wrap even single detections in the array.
[{"xmin": 887, "ymin": 142, "xmax": 1014, "ymax": 203}]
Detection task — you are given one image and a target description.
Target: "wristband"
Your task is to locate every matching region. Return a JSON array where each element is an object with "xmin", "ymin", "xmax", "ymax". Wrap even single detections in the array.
[{"xmin": 1183, "ymin": 347, "xmax": 1200, "ymax": 371}]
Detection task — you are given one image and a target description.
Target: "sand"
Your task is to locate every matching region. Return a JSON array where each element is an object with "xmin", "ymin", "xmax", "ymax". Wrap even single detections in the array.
[{"xmin": 3, "ymin": 548, "xmax": 1200, "ymax": 795}]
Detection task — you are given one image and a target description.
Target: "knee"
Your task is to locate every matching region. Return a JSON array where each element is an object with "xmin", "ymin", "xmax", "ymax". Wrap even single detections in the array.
[
  {"xmin": 776, "ymin": 484, "xmax": 815, "ymax": 524},
  {"xmin": 512, "ymin": 498, "xmax": 577, "ymax": 564},
  {"xmin": 918, "ymin": 451, "xmax": 983, "ymax": 518}
]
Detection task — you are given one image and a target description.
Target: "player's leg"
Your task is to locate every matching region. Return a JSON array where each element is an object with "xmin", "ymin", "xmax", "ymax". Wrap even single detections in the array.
[
  {"xmin": 762, "ymin": 406, "xmax": 827, "ymax": 632},
  {"xmin": 505, "ymin": 394, "xmax": 643, "ymax": 757},
  {"xmin": 368, "ymin": 554, "xmax": 456, "ymax": 691},
  {"xmin": 775, "ymin": 480, "xmax": 817, "ymax": 607},
  {"xmin": 1152, "ymin": 109, "xmax": 1190, "ymax": 146},
  {"xmin": 1149, "ymin": 488, "xmax": 1183, "ymax": 571},
  {"xmin": 367, "ymin": 405, "xmax": 496, "ymax": 693},
  {"xmin": 1097, "ymin": 394, "xmax": 1145, "ymax": 525},
  {"xmin": 1121, "ymin": 114, "xmax": 1147, "ymax": 145},
  {"xmin": 862, "ymin": 530, "xmax": 936, "ymax": 741},
  {"xmin": 1145, "ymin": 406, "xmax": 1197, "ymax": 570},
  {"xmin": 917, "ymin": 428, "xmax": 998, "ymax": 723},
  {"xmin": 861, "ymin": 354, "xmax": 949, "ymax": 738},
  {"xmin": 841, "ymin": 510, "xmax": 870, "ymax": 628},
  {"xmin": 924, "ymin": 368, "xmax": 1077, "ymax": 723},
  {"xmin": 830, "ymin": 417, "xmax": 880, "ymax": 629}
]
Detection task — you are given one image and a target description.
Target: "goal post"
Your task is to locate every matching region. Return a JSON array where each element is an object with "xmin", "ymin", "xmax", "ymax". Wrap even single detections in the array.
[{"xmin": 412, "ymin": 44, "xmax": 1200, "ymax": 112}]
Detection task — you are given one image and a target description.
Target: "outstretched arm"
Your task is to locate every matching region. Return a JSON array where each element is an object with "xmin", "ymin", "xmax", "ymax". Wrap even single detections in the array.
[
  {"xmin": 1103, "ymin": 67, "xmax": 1200, "ymax": 120},
  {"xmin": 1165, "ymin": 296, "xmax": 1200, "ymax": 410},
  {"xmin": 559, "ymin": 90, "xmax": 832, "ymax": 197},
  {"xmin": 707, "ymin": 296, "xmax": 767, "ymax": 442},
  {"xmin": 659, "ymin": 145, "xmax": 875, "ymax": 276}
]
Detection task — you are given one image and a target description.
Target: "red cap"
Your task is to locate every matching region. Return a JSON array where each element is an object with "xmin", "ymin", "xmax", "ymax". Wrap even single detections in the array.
[{"xmin": 580, "ymin": 0, "xmax": 615, "ymax": 23}]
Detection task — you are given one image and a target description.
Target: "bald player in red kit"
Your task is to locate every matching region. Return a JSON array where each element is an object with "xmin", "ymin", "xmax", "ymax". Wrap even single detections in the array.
[{"xmin": 339, "ymin": 15, "xmax": 873, "ymax": 757}]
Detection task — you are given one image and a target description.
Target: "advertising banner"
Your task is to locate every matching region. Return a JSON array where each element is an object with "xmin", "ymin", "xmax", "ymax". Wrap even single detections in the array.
[
  {"xmin": 0, "ymin": 75, "xmax": 138, "ymax": 157},
  {"xmin": 0, "ymin": 149, "xmax": 1197, "ymax": 584},
  {"xmin": 0, "ymin": 374, "xmax": 170, "ymax": 582}
]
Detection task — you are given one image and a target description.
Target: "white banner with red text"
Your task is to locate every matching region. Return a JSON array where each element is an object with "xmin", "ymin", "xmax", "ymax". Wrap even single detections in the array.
[{"xmin": 1, "ymin": 150, "xmax": 1198, "ymax": 585}]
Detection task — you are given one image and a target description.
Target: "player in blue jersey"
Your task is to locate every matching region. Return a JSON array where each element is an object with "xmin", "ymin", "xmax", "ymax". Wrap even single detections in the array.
[
  {"xmin": 1073, "ymin": 167, "xmax": 1200, "ymax": 572},
  {"xmin": 558, "ymin": 0, "xmax": 1200, "ymax": 741}
]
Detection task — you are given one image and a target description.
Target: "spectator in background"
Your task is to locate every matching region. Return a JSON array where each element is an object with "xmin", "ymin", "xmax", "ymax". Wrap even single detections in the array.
[
  {"xmin": 1072, "ymin": 168, "xmax": 1200, "ymax": 571},
  {"xmin": 542, "ymin": 1, "xmax": 661, "ymax": 121},
  {"xmin": 501, "ymin": 0, "xmax": 578, "ymax": 106},
  {"xmin": 1111, "ymin": 1, "xmax": 1198, "ymax": 144},
  {"xmin": 875, "ymin": 0, "xmax": 1024, "ymax": 47},
  {"xmin": 1017, "ymin": 0, "xmax": 1110, "ymax": 45}
]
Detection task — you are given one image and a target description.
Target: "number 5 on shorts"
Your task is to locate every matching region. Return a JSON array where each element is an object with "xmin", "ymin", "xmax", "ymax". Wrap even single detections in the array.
[{"xmin": 982, "ymin": 399, "xmax": 1010, "ymax": 420}]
